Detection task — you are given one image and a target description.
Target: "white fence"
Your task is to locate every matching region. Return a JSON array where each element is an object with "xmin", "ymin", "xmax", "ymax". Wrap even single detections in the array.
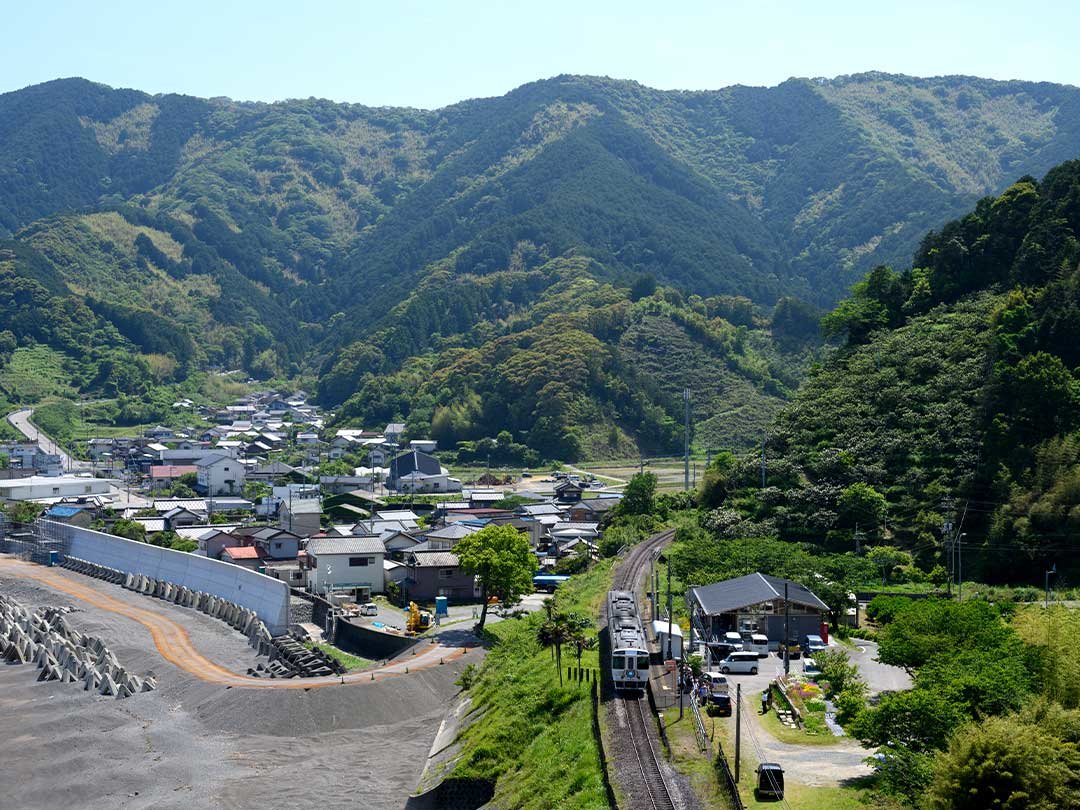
[{"xmin": 49, "ymin": 522, "xmax": 290, "ymax": 633}]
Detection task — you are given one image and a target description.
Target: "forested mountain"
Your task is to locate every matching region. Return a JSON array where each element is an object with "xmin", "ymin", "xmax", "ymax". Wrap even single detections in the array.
[
  {"xmin": 2, "ymin": 73, "xmax": 1080, "ymax": 456},
  {"xmin": 762, "ymin": 160, "xmax": 1080, "ymax": 582}
]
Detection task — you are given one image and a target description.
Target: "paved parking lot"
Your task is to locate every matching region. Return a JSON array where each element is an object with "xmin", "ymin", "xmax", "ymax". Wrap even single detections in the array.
[{"xmin": 698, "ymin": 639, "xmax": 911, "ymax": 785}]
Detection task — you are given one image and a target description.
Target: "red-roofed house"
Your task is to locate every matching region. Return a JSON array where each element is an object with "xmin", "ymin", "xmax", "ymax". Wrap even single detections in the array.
[
  {"xmin": 221, "ymin": 545, "xmax": 268, "ymax": 571},
  {"xmin": 150, "ymin": 464, "xmax": 198, "ymax": 492}
]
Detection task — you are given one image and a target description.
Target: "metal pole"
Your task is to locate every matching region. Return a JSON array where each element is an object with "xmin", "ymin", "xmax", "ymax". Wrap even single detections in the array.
[
  {"xmin": 761, "ymin": 429, "xmax": 766, "ymax": 488},
  {"xmin": 654, "ymin": 560, "xmax": 661, "ymax": 623},
  {"xmin": 734, "ymin": 683, "xmax": 741, "ymax": 784},
  {"xmin": 1046, "ymin": 564, "xmax": 1056, "ymax": 609},
  {"xmin": 667, "ymin": 557, "xmax": 673, "ymax": 661},
  {"xmin": 784, "ymin": 583, "xmax": 791, "ymax": 676},
  {"xmin": 958, "ymin": 533, "xmax": 965, "ymax": 601},
  {"xmin": 679, "ymin": 660, "xmax": 684, "ymax": 720},
  {"xmin": 683, "ymin": 389, "xmax": 690, "ymax": 492}
]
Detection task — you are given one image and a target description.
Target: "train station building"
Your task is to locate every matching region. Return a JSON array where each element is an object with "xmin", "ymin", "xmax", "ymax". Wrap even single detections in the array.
[{"xmin": 688, "ymin": 572, "xmax": 827, "ymax": 646}]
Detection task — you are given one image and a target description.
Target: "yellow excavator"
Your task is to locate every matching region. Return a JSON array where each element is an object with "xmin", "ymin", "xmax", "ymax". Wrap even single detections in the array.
[{"xmin": 406, "ymin": 601, "xmax": 432, "ymax": 633}]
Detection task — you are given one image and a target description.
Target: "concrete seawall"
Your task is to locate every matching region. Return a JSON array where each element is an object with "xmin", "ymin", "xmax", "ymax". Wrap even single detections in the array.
[{"xmin": 47, "ymin": 521, "xmax": 290, "ymax": 633}]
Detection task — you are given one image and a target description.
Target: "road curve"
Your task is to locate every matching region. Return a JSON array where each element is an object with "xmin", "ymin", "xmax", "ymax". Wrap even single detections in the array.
[
  {"xmin": 0, "ymin": 557, "xmax": 469, "ymax": 689},
  {"xmin": 5, "ymin": 408, "xmax": 78, "ymax": 470}
]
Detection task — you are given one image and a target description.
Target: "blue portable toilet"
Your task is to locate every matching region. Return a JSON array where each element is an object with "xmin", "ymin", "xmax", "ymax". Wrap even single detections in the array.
[
  {"xmin": 48, "ymin": 551, "xmax": 59, "ymax": 567},
  {"xmin": 435, "ymin": 596, "xmax": 449, "ymax": 617}
]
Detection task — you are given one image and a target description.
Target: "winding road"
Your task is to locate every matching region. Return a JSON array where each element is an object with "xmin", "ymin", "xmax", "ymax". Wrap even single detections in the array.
[
  {"xmin": 0, "ymin": 556, "xmax": 471, "ymax": 689},
  {"xmin": 5, "ymin": 408, "xmax": 82, "ymax": 470}
]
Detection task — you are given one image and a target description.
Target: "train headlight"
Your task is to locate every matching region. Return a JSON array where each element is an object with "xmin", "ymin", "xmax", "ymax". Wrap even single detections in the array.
[{"xmin": 626, "ymin": 670, "xmax": 636, "ymax": 679}]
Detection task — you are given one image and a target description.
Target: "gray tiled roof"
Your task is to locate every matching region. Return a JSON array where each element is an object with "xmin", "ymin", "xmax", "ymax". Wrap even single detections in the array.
[
  {"xmin": 307, "ymin": 536, "xmax": 385, "ymax": 556},
  {"xmin": 408, "ymin": 550, "xmax": 460, "ymax": 568},
  {"xmin": 690, "ymin": 572, "xmax": 828, "ymax": 615}
]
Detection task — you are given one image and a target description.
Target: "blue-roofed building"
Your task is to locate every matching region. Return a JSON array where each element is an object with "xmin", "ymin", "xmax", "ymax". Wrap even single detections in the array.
[{"xmin": 43, "ymin": 504, "xmax": 94, "ymax": 527}]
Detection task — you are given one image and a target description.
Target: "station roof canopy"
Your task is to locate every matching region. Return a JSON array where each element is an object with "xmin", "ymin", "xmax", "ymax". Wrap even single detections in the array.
[{"xmin": 690, "ymin": 572, "xmax": 828, "ymax": 616}]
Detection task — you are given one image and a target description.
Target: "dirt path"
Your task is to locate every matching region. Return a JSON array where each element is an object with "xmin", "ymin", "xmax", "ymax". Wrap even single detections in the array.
[{"xmin": 0, "ymin": 557, "xmax": 470, "ymax": 688}]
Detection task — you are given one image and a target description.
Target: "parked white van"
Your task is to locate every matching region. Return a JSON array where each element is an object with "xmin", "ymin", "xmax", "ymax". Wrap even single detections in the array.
[
  {"xmin": 723, "ymin": 631, "xmax": 744, "ymax": 650},
  {"xmin": 719, "ymin": 651, "xmax": 761, "ymax": 675},
  {"xmin": 746, "ymin": 633, "xmax": 770, "ymax": 657},
  {"xmin": 703, "ymin": 671, "xmax": 729, "ymax": 695}
]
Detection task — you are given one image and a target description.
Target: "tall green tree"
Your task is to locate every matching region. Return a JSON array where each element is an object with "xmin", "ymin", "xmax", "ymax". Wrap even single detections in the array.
[
  {"xmin": 456, "ymin": 524, "xmax": 537, "ymax": 631},
  {"xmin": 620, "ymin": 472, "xmax": 658, "ymax": 516}
]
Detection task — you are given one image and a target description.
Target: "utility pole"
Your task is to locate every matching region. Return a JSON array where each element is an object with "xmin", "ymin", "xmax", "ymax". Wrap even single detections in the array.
[
  {"xmin": 683, "ymin": 388, "xmax": 690, "ymax": 492},
  {"xmin": 734, "ymin": 683, "xmax": 742, "ymax": 783},
  {"xmin": 784, "ymin": 582, "xmax": 791, "ymax": 675},
  {"xmin": 957, "ymin": 533, "xmax": 965, "ymax": 602},
  {"xmin": 942, "ymin": 518, "xmax": 953, "ymax": 597},
  {"xmin": 666, "ymin": 554, "xmax": 674, "ymax": 661},
  {"xmin": 649, "ymin": 553, "xmax": 656, "ymax": 619},
  {"xmin": 1046, "ymin": 564, "xmax": 1057, "ymax": 609},
  {"xmin": 761, "ymin": 429, "xmax": 766, "ymax": 489},
  {"xmin": 654, "ymin": 557, "xmax": 661, "ymax": 622}
]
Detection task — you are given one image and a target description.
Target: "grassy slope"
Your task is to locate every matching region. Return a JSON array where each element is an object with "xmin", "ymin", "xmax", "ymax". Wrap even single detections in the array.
[
  {"xmin": 451, "ymin": 561, "xmax": 613, "ymax": 809},
  {"xmin": 0, "ymin": 346, "xmax": 78, "ymax": 403}
]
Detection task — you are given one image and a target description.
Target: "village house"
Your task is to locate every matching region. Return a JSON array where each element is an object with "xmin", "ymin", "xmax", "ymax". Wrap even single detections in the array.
[
  {"xmin": 387, "ymin": 449, "xmax": 461, "ymax": 494},
  {"xmin": 149, "ymin": 464, "xmax": 197, "ymax": 492},
  {"xmin": 402, "ymin": 550, "xmax": 477, "ymax": 603},
  {"xmin": 196, "ymin": 454, "xmax": 246, "ymax": 496},
  {"xmin": 306, "ymin": 536, "xmax": 386, "ymax": 603},
  {"xmin": 221, "ymin": 545, "xmax": 268, "ymax": 570}
]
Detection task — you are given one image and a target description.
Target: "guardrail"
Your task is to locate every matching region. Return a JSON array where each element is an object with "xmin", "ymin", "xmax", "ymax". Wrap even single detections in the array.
[
  {"xmin": 690, "ymin": 693, "xmax": 710, "ymax": 753},
  {"xmin": 715, "ymin": 741, "xmax": 745, "ymax": 810}
]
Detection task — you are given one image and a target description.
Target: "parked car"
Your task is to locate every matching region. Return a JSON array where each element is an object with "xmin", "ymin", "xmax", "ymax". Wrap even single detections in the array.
[
  {"xmin": 723, "ymin": 631, "xmax": 744, "ymax": 650},
  {"xmin": 803, "ymin": 634, "xmax": 827, "ymax": 655},
  {"xmin": 709, "ymin": 693, "xmax": 732, "ymax": 716},
  {"xmin": 755, "ymin": 763, "xmax": 785, "ymax": 800},
  {"xmin": 746, "ymin": 633, "xmax": 770, "ymax": 657},
  {"xmin": 710, "ymin": 641, "xmax": 741, "ymax": 660},
  {"xmin": 779, "ymin": 639, "xmax": 801, "ymax": 659},
  {"xmin": 703, "ymin": 671, "xmax": 730, "ymax": 697},
  {"xmin": 718, "ymin": 651, "xmax": 761, "ymax": 675},
  {"xmin": 802, "ymin": 658, "xmax": 821, "ymax": 679},
  {"xmin": 359, "ymin": 603, "xmax": 378, "ymax": 616}
]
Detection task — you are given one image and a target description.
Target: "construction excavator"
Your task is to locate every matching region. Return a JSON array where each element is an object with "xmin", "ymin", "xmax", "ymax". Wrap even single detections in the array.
[{"xmin": 406, "ymin": 601, "xmax": 432, "ymax": 634}]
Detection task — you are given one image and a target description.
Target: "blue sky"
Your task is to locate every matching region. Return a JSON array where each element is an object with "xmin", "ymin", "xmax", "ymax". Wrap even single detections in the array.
[{"xmin": 4, "ymin": 1, "xmax": 1077, "ymax": 108}]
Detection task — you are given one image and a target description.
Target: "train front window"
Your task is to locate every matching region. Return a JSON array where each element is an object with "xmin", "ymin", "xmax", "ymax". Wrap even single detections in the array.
[{"xmin": 612, "ymin": 655, "xmax": 625, "ymax": 670}]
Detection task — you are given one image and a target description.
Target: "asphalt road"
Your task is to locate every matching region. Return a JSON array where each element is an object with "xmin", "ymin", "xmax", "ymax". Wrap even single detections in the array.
[
  {"xmin": 5, "ymin": 407, "xmax": 82, "ymax": 470},
  {"xmin": 846, "ymin": 638, "xmax": 912, "ymax": 695}
]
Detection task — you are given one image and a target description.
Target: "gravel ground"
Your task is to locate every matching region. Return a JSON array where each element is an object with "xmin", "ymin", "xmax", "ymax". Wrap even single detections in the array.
[{"xmin": 0, "ymin": 568, "xmax": 471, "ymax": 810}]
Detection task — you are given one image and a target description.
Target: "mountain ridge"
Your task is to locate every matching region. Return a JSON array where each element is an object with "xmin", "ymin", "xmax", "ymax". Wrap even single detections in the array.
[{"xmin": 3, "ymin": 72, "xmax": 1080, "ymax": 457}]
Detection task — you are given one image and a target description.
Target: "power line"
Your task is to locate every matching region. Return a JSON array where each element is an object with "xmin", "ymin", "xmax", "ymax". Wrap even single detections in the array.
[{"xmin": 736, "ymin": 692, "xmax": 794, "ymax": 810}]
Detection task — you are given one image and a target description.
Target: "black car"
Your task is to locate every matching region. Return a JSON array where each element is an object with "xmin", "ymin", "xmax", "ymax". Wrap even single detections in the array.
[
  {"xmin": 756, "ymin": 763, "xmax": 785, "ymax": 800},
  {"xmin": 709, "ymin": 641, "xmax": 741, "ymax": 659}
]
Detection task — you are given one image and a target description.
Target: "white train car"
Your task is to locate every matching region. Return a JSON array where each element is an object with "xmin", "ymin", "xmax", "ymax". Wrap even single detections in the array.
[{"xmin": 609, "ymin": 589, "xmax": 650, "ymax": 691}]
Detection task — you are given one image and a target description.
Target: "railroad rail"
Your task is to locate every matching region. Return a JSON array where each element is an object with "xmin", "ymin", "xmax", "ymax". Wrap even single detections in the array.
[
  {"xmin": 625, "ymin": 690, "xmax": 677, "ymax": 810},
  {"xmin": 609, "ymin": 528, "xmax": 678, "ymax": 810}
]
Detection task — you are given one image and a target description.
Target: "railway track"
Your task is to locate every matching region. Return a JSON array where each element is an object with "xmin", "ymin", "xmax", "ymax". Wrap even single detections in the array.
[
  {"xmin": 609, "ymin": 528, "xmax": 679, "ymax": 810},
  {"xmin": 625, "ymin": 690, "xmax": 677, "ymax": 810}
]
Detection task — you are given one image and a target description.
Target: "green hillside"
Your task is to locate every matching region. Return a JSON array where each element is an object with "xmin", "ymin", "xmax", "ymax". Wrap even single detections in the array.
[
  {"xmin": 2, "ymin": 74, "xmax": 1080, "ymax": 455},
  {"xmin": 760, "ymin": 160, "xmax": 1080, "ymax": 582}
]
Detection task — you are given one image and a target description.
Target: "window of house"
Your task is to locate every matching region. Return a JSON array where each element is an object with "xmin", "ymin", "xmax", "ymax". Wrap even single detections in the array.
[
  {"xmin": 439, "ymin": 568, "xmax": 455, "ymax": 579},
  {"xmin": 273, "ymin": 542, "xmax": 282, "ymax": 550},
  {"xmin": 52, "ymin": 487, "xmax": 60, "ymax": 495},
  {"xmin": 349, "ymin": 556, "xmax": 371, "ymax": 567}
]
